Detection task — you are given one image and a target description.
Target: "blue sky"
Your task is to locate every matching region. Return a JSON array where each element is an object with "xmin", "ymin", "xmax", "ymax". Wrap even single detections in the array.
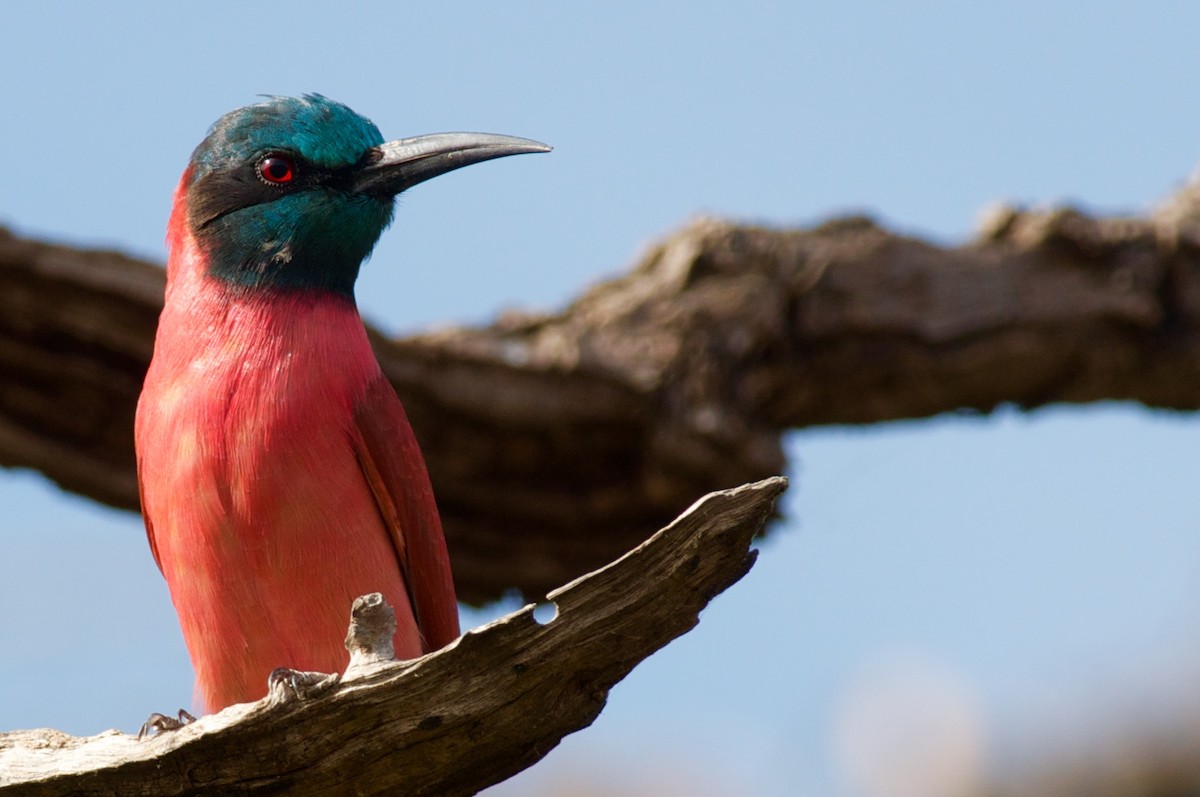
[{"xmin": 3, "ymin": 4, "xmax": 1200, "ymax": 795}]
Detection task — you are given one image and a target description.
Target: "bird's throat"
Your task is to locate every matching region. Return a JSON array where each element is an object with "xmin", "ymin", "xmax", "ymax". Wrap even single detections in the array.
[
  {"xmin": 184, "ymin": 174, "xmax": 393, "ymax": 300},
  {"xmin": 196, "ymin": 214, "xmax": 364, "ymax": 299}
]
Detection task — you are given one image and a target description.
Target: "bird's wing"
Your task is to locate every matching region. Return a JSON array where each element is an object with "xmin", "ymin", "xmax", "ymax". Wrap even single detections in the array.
[
  {"xmin": 349, "ymin": 373, "xmax": 460, "ymax": 651},
  {"xmin": 136, "ymin": 450, "xmax": 164, "ymax": 573}
]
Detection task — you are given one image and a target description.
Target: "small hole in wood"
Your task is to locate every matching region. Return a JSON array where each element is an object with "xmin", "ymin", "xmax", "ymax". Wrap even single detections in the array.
[{"xmin": 532, "ymin": 601, "xmax": 558, "ymax": 625}]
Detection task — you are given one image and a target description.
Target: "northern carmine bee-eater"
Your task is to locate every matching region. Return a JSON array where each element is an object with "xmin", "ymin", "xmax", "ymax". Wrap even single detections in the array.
[{"xmin": 136, "ymin": 95, "xmax": 548, "ymax": 712}]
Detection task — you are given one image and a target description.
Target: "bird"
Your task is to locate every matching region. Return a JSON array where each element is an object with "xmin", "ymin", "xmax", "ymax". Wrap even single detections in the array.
[{"xmin": 135, "ymin": 94, "xmax": 549, "ymax": 713}]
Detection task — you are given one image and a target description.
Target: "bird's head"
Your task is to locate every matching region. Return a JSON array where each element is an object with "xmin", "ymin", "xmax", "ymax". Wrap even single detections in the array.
[{"xmin": 179, "ymin": 94, "xmax": 548, "ymax": 298}]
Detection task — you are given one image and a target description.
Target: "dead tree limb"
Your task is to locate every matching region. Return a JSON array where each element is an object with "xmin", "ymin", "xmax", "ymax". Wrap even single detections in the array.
[
  {"xmin": 0, "ymin": 477, "xmax": 786, "ymax": 797},
  {"xmin": 4, "ymin": 181, "xmax": 1200, "ymax": 601}
]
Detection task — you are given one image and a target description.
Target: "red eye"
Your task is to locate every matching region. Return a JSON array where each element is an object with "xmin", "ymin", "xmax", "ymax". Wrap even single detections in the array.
[{"xmin": 258, "ymin": 155, "xmax": 296, "ymax": 184}]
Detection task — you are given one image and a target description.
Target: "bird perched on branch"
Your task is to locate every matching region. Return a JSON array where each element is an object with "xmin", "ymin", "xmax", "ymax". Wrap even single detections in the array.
[{"xmin": 135, "ymin": 94, "xmax": 548, "ymax": 712}]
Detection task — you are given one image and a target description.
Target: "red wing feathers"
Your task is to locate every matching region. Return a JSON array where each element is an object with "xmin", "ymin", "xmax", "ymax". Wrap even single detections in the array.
[
  {"xmin": 350, "ymin": 374, "xmax": 460, "ymax": 652},
  {"xmin": 136, "ymin": 455, "xmax": 163, "ymax": 574}
]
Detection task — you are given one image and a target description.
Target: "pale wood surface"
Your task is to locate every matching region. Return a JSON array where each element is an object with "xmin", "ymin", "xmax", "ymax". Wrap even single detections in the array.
[{"xmin": 0, "ymin": 477, "xmax": 786, "ymax": 797}]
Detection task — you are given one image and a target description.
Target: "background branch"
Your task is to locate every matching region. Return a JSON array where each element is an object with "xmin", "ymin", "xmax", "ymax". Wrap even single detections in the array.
[{"xmin": 3, "ymin": 181, "xmax": 1200, "ymax": 601}]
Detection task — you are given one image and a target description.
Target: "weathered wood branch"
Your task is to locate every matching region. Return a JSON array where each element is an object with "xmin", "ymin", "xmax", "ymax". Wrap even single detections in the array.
[
  {"xmin": 4, "ymin": 181, "xmax": 1200, "ymax": 601},
  {"xmin": 0, "ymin": 477, "xmax": 786, "ymax": 797}
]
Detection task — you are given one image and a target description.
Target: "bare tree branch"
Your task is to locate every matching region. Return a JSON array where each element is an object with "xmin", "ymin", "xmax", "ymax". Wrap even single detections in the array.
[
  {"xmin": 3, "ymin": 182, "xmax": 1200, "ymax": 601},
  {"xmin": 0, "ymin": 477, "xmax": 786, "ymax": 797}
]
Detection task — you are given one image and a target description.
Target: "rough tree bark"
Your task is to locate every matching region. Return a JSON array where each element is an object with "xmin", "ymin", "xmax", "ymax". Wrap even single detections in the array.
[
  {"xmin": 0, "ymin": 478, "xmax": 786, "ymax": 797},
  {"xmin": 4, "ymin": 180, "xmax": 1200, "ymax": 601}
]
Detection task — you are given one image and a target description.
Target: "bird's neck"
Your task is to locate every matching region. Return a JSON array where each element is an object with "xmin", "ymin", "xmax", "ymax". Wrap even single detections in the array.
[{"xmin": 158, "ymin": 175, "xmax": 376, "ymax": 376}]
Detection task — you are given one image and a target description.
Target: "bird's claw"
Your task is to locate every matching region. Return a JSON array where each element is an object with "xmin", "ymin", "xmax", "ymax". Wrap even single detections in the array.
[
  {"xmin": 137, "ymin": 709, "xmax": 196, "ymax": 741},
  {"xmin": 267, "ymin": 667, "xmax": 340, "ymax": 705}
]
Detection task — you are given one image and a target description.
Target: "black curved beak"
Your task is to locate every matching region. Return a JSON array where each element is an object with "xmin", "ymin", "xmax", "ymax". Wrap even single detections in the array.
[{"xmin": 352, "ymin": 132, "xmax": 551, "ymax": 197}]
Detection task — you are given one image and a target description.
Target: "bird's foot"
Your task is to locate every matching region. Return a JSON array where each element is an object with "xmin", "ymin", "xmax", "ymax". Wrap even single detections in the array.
[
  {"xmin": 267, "ymin": 667, "xmax": 340, "ymax": 705},
  {"xmin": 137, "ymin": 709, "xmax": 196, "ymax": 741}
]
